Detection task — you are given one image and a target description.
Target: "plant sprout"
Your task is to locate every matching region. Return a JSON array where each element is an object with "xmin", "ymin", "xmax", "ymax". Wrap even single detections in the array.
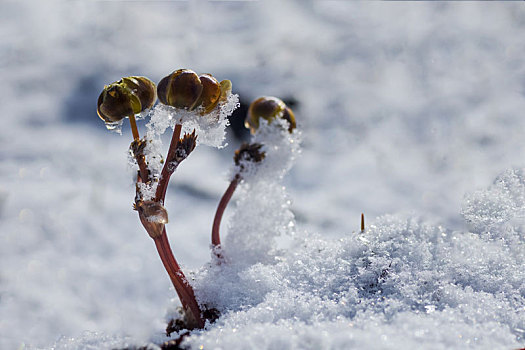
[{"xmin": 97, "ymin": 70, "xmax": 233, "ymax": 330}]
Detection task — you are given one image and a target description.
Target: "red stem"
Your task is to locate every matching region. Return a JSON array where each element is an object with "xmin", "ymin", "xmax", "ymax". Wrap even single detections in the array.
[
  {"xmin": 154, "ymin": 227, "xmax": 205, "ymax": 328},
  {"xmin": 212, "ymin": 174, "xmax": 240, "ymax": 247},
  {"xmin": 136, "ymin": 156, "xmax": 149, "ymax": 185},
  {"xmin": 155, "ymin": 124, "xmax": 182, "ymax": 203},
  {"xmin": 135, "ymin": 122, "xmax": 205, "ymax": 328}
]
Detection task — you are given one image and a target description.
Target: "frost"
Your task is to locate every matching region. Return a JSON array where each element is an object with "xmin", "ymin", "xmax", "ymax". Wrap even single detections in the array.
[
  {"xmin": 186, "ymin": 154, "xmax": 525, "ymax": 349},
  {"xmin": 222, "ymin": 119, "xmax": 301, "ymax": 265},
  {"xmin": 188, "ymin": 210, "xmax": 525, "ymax": 349},
  {"xmin": 186, "ymin": 212, "xmax": 525, "ymax": 349},
  {"xmin": 49, "ymin": 332, "xmax": 136, "ymax": 350},
  {"xmin": 6, "ymin": 3, "xmax": 525, "ymax": 349},
  {"xmin": 137, "ymin": 182, "xmax": 156, "ymax": 202},
  {"xmin": 234, "ymin": 118, "xmax": 302, "ymax": 182},
  {"xmin": 136, "ymin": 107, "xmax": 155, "ymax": 121},
  {"xmin": 146, "ymin": 93, "xmax": 239, "ymax": 148},
  {"xmin": 462, "ymin": 168, "xmax": 525, "ymax": 240}
]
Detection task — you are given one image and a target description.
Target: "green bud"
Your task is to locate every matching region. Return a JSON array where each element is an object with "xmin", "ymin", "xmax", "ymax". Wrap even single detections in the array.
[
  {"xmin": 245, "ymin": 96, "xmax": 296, "ymax": 134},
  {"xmin": 97, "ymin": 76, "xmax": 157, "ymax": 123},
  {"xmin": 219, "ymin": 79, "xmax": 232, "ymax": 103}
]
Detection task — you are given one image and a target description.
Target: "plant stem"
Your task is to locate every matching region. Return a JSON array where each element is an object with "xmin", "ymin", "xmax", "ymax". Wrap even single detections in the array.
[
  {"xmin": 212, "ymin": 174, "xmax": 240, "ymax": 247},
  {"xmin": 135, "ymin": 121, "xmax": 205, "ymax": 328},
  {"xmin": 129, "ymin": 114, "xmax": 140, "ymax": 141},
  {"xmin": 154, "ymin": 227, "xmax": 205, "ymax": 329},
  {"xmin": 155, "ymin": 124, "xmax": 183, "ymax": 202},
  {"xmin": 128, "ymin": 114, "xmax": 149, "ymax": 183}
]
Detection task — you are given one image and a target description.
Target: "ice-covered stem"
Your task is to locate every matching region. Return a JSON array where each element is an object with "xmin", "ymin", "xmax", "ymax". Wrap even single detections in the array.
[
  {"xmin": 130, "ymin": 137, "xmax": 149, "ymax": 185},
  {"xmin": 212, "ymin": 174, "xmax": 240, "ymax": 247}
]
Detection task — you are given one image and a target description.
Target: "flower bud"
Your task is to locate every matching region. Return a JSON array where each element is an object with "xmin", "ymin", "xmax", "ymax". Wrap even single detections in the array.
[
  {"xmin": 157, "ymin": 69, "xmax": 203, "ymax": 110},
  {"xmin": 97, "ymin": 76, "xmax": 157, "ymax": 123},
  {"xmin": 157, "ymin": 69, "xmax": 232, "ymax": 114},
  {"xmin": 194, "ymin": 74, "xmax": 221, "ymax": 114},
  {"xmin": 245, "ymin": 96, "xmax": 296, "ymax": 134}
]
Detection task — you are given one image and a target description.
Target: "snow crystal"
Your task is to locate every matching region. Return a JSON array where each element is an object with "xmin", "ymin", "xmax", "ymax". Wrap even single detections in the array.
[
  {"xmin": 221, "ymin": 119, "xmax": 301, "ymax": 265},
  {"xmin": 162, "ymin": 113, "xmax": 524, "ymax": 349},
  {"xmin": 462, "ymin": 168, "xmax": 525, "ymax": 241},
  {"xmin": 146, "ymin": 93, "xmax": 239, "ymax": 148},
  {"xmin": 133, "ymin": 93, "xmax": 239, "ymax": 200},
  {"xmin": 47, "ymin": 331, "xmax": 137, "ymax": 350},
  {"xmin": 6, "ymin": 2, "xmax": 525, "ymax": 349},
  {"xmin": 187, "ymin": 211, "xmax": 524, "ymax": 349},
  {"xmin": 184, "ymin": 141, "xmax": 524, "ymax": 349}
]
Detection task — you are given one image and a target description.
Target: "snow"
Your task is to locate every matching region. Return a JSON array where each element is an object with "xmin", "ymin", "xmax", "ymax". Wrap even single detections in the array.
[
  {"xmin": 1, "ymin": 1, "xmax": 525, "ymax": 349},
  {"xmin": 147, "ymin": 92, "xmax": 239, "ymax": 149},
  {"xmin": 187, "ymin": 122, "xmax": 524, "ymax": 350}
]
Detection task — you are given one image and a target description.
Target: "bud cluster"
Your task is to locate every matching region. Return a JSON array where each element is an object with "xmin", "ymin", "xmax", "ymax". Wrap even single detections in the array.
[{"xmin": 97, "ymin": 70, "xmax": 232, "ymax": 126}]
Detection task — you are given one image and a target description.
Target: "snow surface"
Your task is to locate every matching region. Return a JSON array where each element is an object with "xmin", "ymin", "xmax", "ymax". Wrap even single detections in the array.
[{"xmin": 1, "ymin": 1, "xmax": 525, "ymax": 349}]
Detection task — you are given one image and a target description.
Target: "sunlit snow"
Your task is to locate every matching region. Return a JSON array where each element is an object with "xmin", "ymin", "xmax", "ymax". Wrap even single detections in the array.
[{"xmin": 1, "ymin": 2, "xmax": 524, "ymax": 350}]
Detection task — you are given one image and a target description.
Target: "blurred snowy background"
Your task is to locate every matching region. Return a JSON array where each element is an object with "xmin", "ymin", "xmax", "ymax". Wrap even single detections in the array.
[{"xmin": 1, "ymin": 1, "xmax": 524, "ymax": 349}]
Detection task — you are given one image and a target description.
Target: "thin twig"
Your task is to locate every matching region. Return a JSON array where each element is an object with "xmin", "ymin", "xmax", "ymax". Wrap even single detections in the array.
[
  {"xmin": 155, "ymin": 124, "xmax": 183, "ymax": 202},
  {"xmin": 212, "ymin": 174, "xmax": 240, "ymax": 247}
]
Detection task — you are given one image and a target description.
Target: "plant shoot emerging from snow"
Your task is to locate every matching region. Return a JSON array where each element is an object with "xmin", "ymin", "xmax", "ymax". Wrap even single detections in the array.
[
  {"xmin": 96, "ymin": 70, "xmax": 239, "ymax": 331},
  {"xmin": 212, "ymin": 97, "xmax": 296, "ymax": 250}
]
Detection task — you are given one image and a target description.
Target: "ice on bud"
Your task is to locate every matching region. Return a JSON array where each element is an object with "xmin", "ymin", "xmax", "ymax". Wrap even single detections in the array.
[
  {"xmin": 97, "ymin": 76, "xmax": 157, "ymax": 124},
  {"xmin": 147, "ymin": 87, "xmax": 239, "ymax": 148},
  {"xmin": 139, "ymin": 201, "xmax": 168, "ymax": 223},
  {"xmin": 136, "ymin": 200, "xmax": 168, "ymax": 239},
  {"xmin": 245, "ymin": 96, "xmax": 296, "ymax": 134}
]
